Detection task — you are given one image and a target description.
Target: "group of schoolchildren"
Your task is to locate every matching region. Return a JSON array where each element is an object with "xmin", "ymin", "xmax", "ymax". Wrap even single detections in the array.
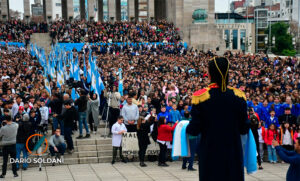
[
  {"xmin": 111, "ymin": 102, "xmax": 197, "ymax": 170},
  {"xmin": 248, "ymin": 97, "xmax": 300, "ymax": 165}
]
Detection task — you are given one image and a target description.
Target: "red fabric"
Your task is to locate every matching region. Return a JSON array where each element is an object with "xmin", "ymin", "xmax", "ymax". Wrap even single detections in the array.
[
  {"xmin": 264, "ymin": 129, "xmax": 279, "ymax": 145},
  {"xmin": 157, "ymin": 123, "xmax": 178, "ymax": 142}
]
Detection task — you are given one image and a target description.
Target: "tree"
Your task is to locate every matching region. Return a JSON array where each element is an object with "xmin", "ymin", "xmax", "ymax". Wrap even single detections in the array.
[{"xmin": 265, "ymin": 22, "xmax": 295, "ymax": 56}]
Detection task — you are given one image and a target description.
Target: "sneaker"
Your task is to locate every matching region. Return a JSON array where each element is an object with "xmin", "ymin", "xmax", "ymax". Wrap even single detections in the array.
[
  {"xmin": 258, "ymin": 166, "xmax": 263, "ymax": 170},
  {"xmin": 85, "ymin": 134, "xmax": 90, "ymax": 138},
  {"xmin": 67, "ymin": 149, "xmax": 74, "ymax": 154},
  {"xmin": 14, "ymin": 173, "xmax": 18, "ymax": 177},
  {"xmin": 76, "ymin": 135, "xmax": 83, "ymax": 139},
  {"xmin": 182, "ymin": 165, "xmax": 187, "ymax": 170},
  {"xmin": 0, "ymin": 175, "xmax": 5, "ymax": 178},
  {"xmin": 22, "ymin": 167, "xmax": 27, "ymax": 171},
  {"xmin": 111, "ymin": 160, "xmax": 115, "ymax": 165},
  {"xmin": 188, "ymin": 168, "xmax": 197, "ymax": 171},
  {"xmin": 93, "ymin": 131, "xmax": 97, "ymax": 135},
  {"xmin": 140, "ymin": 162, "xmax": 147, "ymax": 167}
]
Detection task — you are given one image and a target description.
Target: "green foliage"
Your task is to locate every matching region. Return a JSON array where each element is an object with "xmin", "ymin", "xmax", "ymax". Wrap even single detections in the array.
[
  {"xmin": 281, "ymin": 49, "xmax": 296, "ymax": 56},
  {"xmin": 265, "ymin": 22, "xmax": 295, "ymax": 55}
]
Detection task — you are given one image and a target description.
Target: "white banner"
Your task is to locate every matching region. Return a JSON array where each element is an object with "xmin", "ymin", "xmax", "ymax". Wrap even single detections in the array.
[{"xmin": 122, "ymin": 132, "xmax": 160, "ymax": 155}]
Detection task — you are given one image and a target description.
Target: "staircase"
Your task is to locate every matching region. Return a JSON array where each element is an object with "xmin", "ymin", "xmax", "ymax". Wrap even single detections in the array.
[
  {"xmin": 30, "ymin": 33, "xmax": 52, "ymax": 54},
  {"xmin": 0, "ymin": 123, "xmax": 115, "ymax": 169}
]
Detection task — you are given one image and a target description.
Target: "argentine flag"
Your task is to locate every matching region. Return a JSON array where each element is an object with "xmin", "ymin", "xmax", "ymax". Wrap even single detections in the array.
[
  {"xmin": 44, "ymin": 78, "xmax": 51, "ymax": 96},
  {"xmin": 71, "ymin": 88, "xmax": 80, "ymax": 101},
  {"xmin": 56, "ymin": 71, "xmax": 64, "ymax": 88},
  {"xmin": 118, "ymin": 68, "xmax": 123, "ymax": 96}
]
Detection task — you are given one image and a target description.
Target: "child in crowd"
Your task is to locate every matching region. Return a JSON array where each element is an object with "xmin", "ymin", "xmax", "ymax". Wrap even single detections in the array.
[
  {"xmin": 39, "ymin": 101, "xmax": 49, "ymax": 134},
  {"xmin": 257, "ymin": 121, "xmax": 265, "ymax": 162},
  {"xmin": 169, "ymin": 104, "xmax": 181, "ymax": 124},
  {"xmin": 157, "ymin": 116, "xmax": 177, "ymax": 167},
  {"xmin": 265, "ymin": 110, "xmax": 280, "ymax": 129},
  {"xmin": 293, "ymin": 125, "xmax": 300, "ymax": 143},
  {"xmin": 264, "ymin": 124, "xmax": 279, "ymax": 163},
  {"xmin": 157, "ymin": 106, "xmax": 170, "ymax": 123},
  {"xmin": 280, "ymin": 122, "xmax": 294, "ymax": 151},
  {"xmin": 137, "ymin": 116, "xmax": 151, "ymax": 167},
  {"xmin": 111, "ymin": 116, "xmax": 127, "ymax": 164}
]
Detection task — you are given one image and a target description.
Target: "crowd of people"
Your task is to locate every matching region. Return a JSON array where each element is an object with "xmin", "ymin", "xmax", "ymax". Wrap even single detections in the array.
[
  {"xmin": 0, "ymin": 20, "xmax": 48, "ymax": 45},
  {"xmin": 0, "ymin": 20, "xmax": 299, "ymax": 179},
  {"xmin": 49, "ymin": 20, "xmax": 181, "ymax": 44}
]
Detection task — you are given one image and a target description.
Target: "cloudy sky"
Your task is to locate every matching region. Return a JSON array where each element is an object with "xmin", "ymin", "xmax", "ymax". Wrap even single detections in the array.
[{"xmin": 9, "ymin": 0, "xmax": 231, "ymax": 14}]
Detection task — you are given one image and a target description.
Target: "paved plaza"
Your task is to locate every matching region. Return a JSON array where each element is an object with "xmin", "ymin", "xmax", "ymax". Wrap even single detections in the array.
[{"xmin": 0, "ymin": 162, "xmax": 288, "ymax": 181}]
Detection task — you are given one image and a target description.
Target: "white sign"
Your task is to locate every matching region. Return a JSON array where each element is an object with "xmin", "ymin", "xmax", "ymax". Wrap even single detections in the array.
[{"xmin": 122, "ymin": 132, "xmax": 160, "ymax": 155}]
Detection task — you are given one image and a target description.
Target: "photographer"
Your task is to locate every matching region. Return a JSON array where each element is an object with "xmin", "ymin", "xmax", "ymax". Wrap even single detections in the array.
[
  {"xmin": 0, "ymin": 115, "xmax": 19, "ymax": 178},
  {"xmin": 104, "ymin": 85, "xmax": 121, "ymax": 135},
  {"xmin": 248, "ymin": 107, "xmax": 263, "ymax": 170}
]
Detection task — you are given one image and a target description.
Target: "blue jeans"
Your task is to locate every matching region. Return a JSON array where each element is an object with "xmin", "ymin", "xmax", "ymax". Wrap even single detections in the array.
[
  {"xmin": 16, "ymin": 143, "xmax": 28, "ymax": 169},
  {"xmin": 53, "ymin": 117, "xmax": 64, "ymax": 135},
  {"xmin": 183, "ymin": 138, "xmax": 198, "ymax": 169},
  {"xmin": 49, "ymin": 143, "xmax": 66, "ymax": 156},
  {"xmin": 267, "ymin": 145, "xmax": 277, "ymax": 162},
  {"xmin": 78, "ymin": 112, "xmax": 89, "ymax": 135}
]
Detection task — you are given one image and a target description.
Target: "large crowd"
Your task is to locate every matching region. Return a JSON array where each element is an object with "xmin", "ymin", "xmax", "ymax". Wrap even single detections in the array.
[
  {"xmin": 49, "ymin": 20, "xmax": 181, "ymax": 44},
  {"xmin": 0, "ymin": 21, "xmax": 299, "ymax": 178},
  {"xmin": 0, "ymin": 20, "xmax": 48, "ymax": 45}
]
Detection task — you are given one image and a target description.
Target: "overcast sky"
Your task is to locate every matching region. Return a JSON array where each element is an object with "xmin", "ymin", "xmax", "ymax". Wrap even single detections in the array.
[{"xmin": 9, "ymin": 0, "xmax": 230, "ymax": 14}]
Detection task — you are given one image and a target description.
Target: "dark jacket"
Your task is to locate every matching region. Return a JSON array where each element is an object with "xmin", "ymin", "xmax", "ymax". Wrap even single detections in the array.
[
  {"xmin": 57, "ymin": 106, "xmax": 77, "ymax": 128},
  {"xmin": 275, "ymin": 146, "xmax": 300, "ymax": 181},
  {"xmin": 49, "ymin": 98, "xmax": 63, "ymax": 115},
  {"xmin": 16, "ymin": 121, "xmax": 33, "ymax": 144},
  {"xmin": 75, "ymin": 96, "xmax": 88, "ymax": 112},
  {"xmin": 29, "ymin": 115, "xmax": 41, "ymax": 132},
  {"xmin": 186, "ymin": 84, "xmax": 249, "ymax": 181},
  {"xmin": 137, "ymin": 122, "xmax": 151, "ymax": 146},
  {"xmin": 279, "ymin": 114, "xmax": 297, "ymax": 126}
]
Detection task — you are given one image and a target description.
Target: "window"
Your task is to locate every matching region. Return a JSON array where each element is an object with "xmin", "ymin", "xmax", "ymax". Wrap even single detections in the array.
[
  {"xmin": 56, "ymin": 3, "xmax": 61, "ymax": 6},
  {"xmin": 233, "ymin": 29, "xmax": 238, "ymax": 49}
]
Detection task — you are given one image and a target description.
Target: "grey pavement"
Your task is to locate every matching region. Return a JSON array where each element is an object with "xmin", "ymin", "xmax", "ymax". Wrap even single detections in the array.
[{"xmin": 0, "ymin": 162, "xmax": 287, "ymax": 181}]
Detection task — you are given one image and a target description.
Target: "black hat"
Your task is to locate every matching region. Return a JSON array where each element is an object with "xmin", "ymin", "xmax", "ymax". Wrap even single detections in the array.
[{"xmin": 208, "ymin": 57, "xmax": 230, "ymax": 92}]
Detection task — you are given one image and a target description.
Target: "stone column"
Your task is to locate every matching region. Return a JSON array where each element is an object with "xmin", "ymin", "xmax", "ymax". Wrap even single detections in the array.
[
  {"xmin": 98, "ymin": 0, "xmax": 103, "ymax": 22},
  {"xmin": 108, "ymin": 0, "xmax": 116, "ymax": 22},
  {"xmin": 1, "ymin": 0, "xmax": 9, "ymax": 20},
  {"xmin": 80, "ymin": 0, "xmax": 86, "ymax": 20},
  {"xmin": 67, "ymin": 0, "xmax": 74, "ymax": 20},
  {"xmin": 134, "ymin": 0, "xmax": 139, "ymax": 20},
  {"xmin": 116, "ymin": 0, "xmax": 121, "ymax": 21},
  {"xmin": 23, "ymin": 0, "xmax": 31, "ymax": 22},
  {"xmin": 207, "ymin": 0, "xmax": 215, "ymax": 24},
  {"xmin": 62, "ymin": 0, "xmax": 68, "ymax": 20},
  {"xmin": 128, "ymin": 0, "xmax": 135, "ymax": 21},
  {"xmin": 88, "ymin": 0, "xmax": 95, "ymax": 21},
  {"xmin": 148, "ymin": 0, "xmax": 154, "ymax": 21},
  {"xmin": 43, "ymin": 0, "xmax": 53, "ymax": 22}
]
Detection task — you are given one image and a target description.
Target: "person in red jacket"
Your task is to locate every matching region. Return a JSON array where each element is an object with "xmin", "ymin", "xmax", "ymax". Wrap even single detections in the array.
[
  {"xmin": 264, "ymin": 124, "xmax": 280, "ymax": 163},
  {"xmin": 157, "ymin": 116, "xmax": 177, "ymax": 167}
]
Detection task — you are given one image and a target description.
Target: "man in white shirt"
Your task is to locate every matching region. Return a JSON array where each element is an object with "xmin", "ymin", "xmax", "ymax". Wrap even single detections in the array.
[
  {"xmin": 111, "ymin": 116, "xmax": 127, "ymax": 164},
  {"xmin": 121, "ymin": 96, "xmax": 139, "ymax": 132}
]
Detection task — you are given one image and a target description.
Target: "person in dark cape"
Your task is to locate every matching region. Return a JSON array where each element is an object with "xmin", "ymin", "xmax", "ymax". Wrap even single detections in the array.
[{"xmin": 186, "ymin": 57, "xmax": 249, "ymax": 181}]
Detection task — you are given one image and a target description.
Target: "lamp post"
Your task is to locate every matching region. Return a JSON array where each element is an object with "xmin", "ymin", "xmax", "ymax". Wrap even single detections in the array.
[
  {"xmin": 292, "ymin": 37, "xmax": 296, "ymax": 50},
  {"xmin": 265, "ymin": 36, "xmax": 268, "ymax": 53}
]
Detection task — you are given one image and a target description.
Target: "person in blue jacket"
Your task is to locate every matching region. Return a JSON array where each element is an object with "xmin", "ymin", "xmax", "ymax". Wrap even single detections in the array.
[
  {"xmin": 157, "ymin": 106, "xmax": 170, "ymax": 123},
  {"xmin": 169, "ymin": 104, "xmax": 181, "ymax": 124},
  {"xmin": 259, "ymin": 100, "xmax": 270, "ymax": 123},
  {"xmin": 282, "ymin": 96, "xmax": 297, "ymax": 117},
  {"xmin": 252, "ymin": 99, "xmax": 261, "ymax": 117},
  {"xmin": 272, "ymin": 96, "xmax": 283, "ymax": 117},
  {"xmin": 273, "ymin": 138, "xmax": 300, "ymax": 181},
  {"xmin": 265, "ymin": 110, "xmax": 280, "ymax": 129}
]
